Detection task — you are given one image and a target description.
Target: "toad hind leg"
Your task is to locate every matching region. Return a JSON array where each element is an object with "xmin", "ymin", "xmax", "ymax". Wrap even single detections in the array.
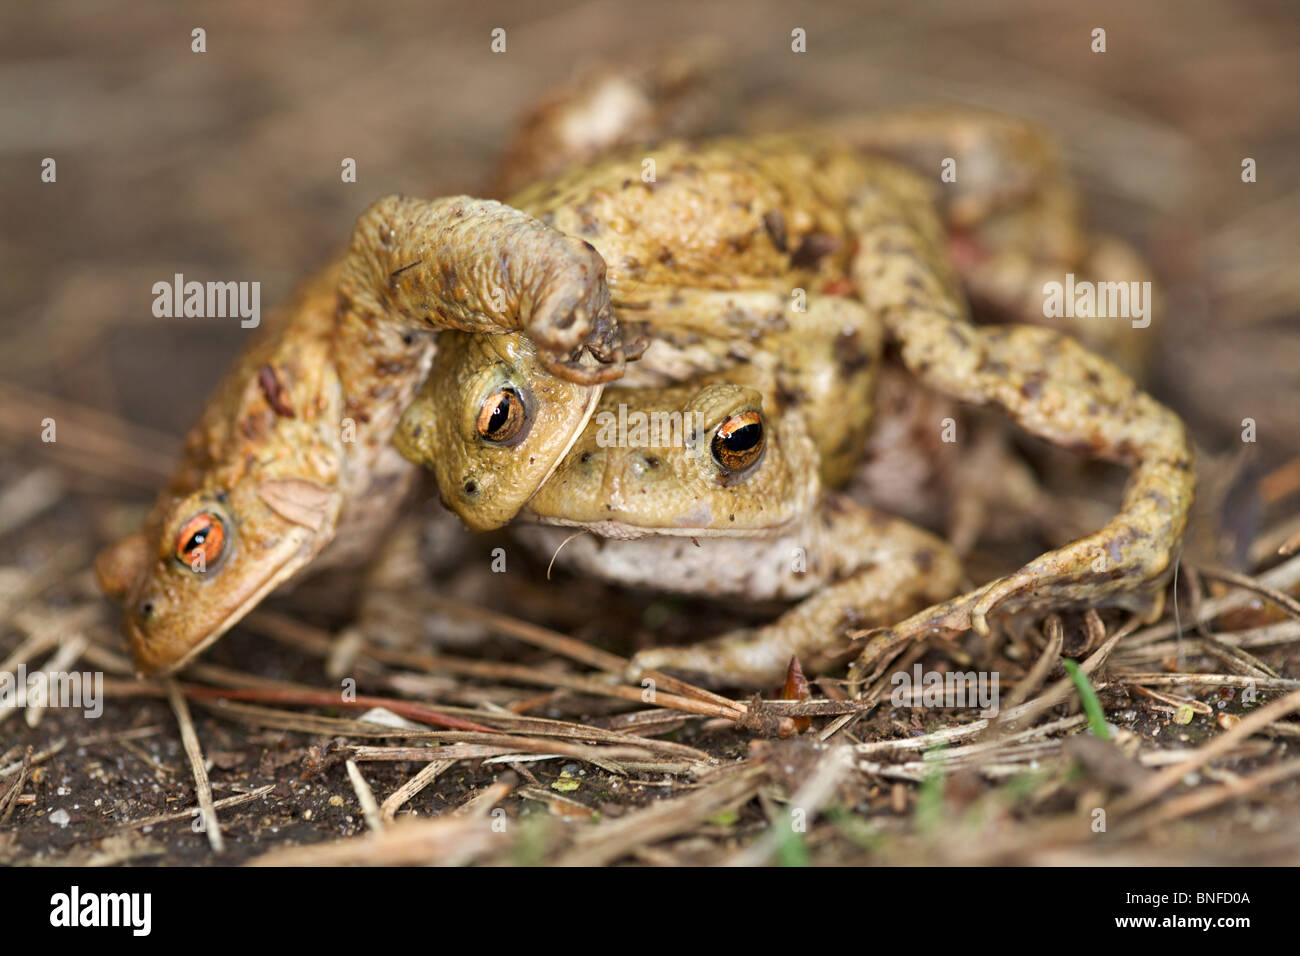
[
  {"xmin": 629, "ymin": 498, "xmax": 963, "ymax": 688},
  {"xmin": 847, "ymin": 185, "xmax": 1194, "ymax": 657}
]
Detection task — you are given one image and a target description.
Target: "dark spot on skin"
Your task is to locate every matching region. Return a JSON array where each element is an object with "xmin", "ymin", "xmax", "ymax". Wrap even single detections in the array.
[
  {"xmin": 791, "ymin": 232, "xmax": 841, "ymax": 270},
  {"xmin": 836, "ymin": 329, "xmax": 873, "ymax": 374},
  {"xmin": 729, "ymin": 514, "xmax": 735, "ymax": 521},
  {"xmin": 913, "ymin": 548, "xmax": 936, "ymax": 572},
  {"xmin": 401, "ymin": 332, "xmax": 415, "ymax": 346},
  {"xmin": 776, "ymin": 381, "xmax": 807, "ymax": 409},
  {"xmin": 1020, "ymin": 378, "xmax": 1043, "ymax": 399},
  {"xmin": 763, "ymin": 210, "xmax": 788, "ymax": 252},
  {"xmin": 411, "ymin": 425, "xmax": 422, "ymax": 438},
  {"xmin": 343, "ymin": 397, "xmax": 371, "ymax": 424},
  {"xmin": 580, "ymin": 451, "xmax": 592, "ymax": 464},
  {"xmin": 257, "ymin": 365, "xmax": 295, "ymax": 418},
  {"xmin": 947, "ymin": 327, "xmax": 970, "ymax": 348},
  {"xmin": 905, "ymin": 275, "xmax": 925, "ymax": 290},
  {"xmin": 657, "ymin": 248, "xmax": 675, "ymax": 265},
  {"xmin": 463, "ymin": 479, "xmax": 478, "ymax": 496},
  {"xmin": 727, "ymin": 234, "xmax": 753, "ymax": 254}
]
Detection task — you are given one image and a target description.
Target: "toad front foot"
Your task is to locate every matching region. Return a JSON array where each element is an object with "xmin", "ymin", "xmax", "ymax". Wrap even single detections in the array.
[{"xmin": 625, "ymin": 500, "xmax": 964, "ymax": 689}]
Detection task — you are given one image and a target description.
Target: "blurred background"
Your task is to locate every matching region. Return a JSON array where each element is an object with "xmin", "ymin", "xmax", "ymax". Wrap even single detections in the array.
[{"xmin": 1, "ymin": 0, "xmax": 1297, "ymax": 530}]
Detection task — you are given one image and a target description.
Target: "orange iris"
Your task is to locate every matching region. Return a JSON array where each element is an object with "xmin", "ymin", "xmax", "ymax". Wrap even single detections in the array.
[{"xmin": 175, "ymin": 512, "xmax": 226, "ymax": 569}]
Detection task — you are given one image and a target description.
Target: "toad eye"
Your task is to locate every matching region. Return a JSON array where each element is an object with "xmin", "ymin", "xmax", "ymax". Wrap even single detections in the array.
[
  {"xmin": 711, "ymin": 410, "xmax": 765, "ymax": 475},
  {"xmin": 175, "ymin": 512, "xmax": 227, "ymax": 571},
  {"xmin": 476, "ymin": 387, "xmax": 529, "ymax": 445}
]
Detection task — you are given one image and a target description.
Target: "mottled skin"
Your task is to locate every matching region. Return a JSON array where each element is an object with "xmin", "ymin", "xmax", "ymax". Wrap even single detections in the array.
[
  {"xmin": 404, "ymin": 135, "xmax": 1193, "ymax": 685},
  {"xmin": 97, "ymin": 197, "xmax": 630, "ymax": 675},
  {"xmin": 96, "ymin": 56, "xmax": 1192, "ymax": 685},
  {"xmin": 516, "ymin": 376, "xmax": 964, "ymax": 685},
  {"xmin": 823, "ymin": 107, "xmax": 1156, "ymax": 376},
  {"xmin": 393, "ymin": 330, "xmax": 604, "ymax": 532},
  {"xmin": 493, "ymin": 39, "xmax": 723, "ymax": 198},
  {"xmin": 96, "ymin": 267, "xmax": 350, "ymax": 674},
  {"xmin": 397, "ymin": 292, "xmax": 883, "ymax": 536}
]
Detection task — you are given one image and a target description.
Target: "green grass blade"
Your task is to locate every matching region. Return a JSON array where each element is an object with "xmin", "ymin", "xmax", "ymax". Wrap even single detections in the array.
[{"xmin": 1061, "ymin": 657, "xmax": 1110, "ymax": 740}]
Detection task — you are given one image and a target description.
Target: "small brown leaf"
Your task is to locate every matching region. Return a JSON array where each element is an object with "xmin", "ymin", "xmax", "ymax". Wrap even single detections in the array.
[{"xmin": 779, "ymin": 656, "xmax": 812, "ymax": 732}]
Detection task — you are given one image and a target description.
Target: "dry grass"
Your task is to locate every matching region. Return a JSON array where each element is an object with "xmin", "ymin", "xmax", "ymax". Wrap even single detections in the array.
[{"xmin": 2, "ymin": 386, "xmax": 1300, "ymax": 865}]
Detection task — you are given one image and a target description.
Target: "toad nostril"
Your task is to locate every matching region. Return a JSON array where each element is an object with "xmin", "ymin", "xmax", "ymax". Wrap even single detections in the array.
[{"xmin": 139, "ymin": 600, "xmax": 155, "ymax": 618}]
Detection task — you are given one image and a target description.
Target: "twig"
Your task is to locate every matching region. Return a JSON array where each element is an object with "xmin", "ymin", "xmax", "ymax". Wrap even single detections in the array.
[
  {"xmin": 117, "ymin": 785, "xmax": 274, "ymax": 830},
  {"xmin": 1112, "ymin": 673, "xmax": 1300, "ymax": 691},
  {"xmin": 555, "ymin": 764, "xmax": 767, "ymax": 866},
  {"xmin": 1113, "ymin": 688, "xmax": 1300, "ymax": 814},
  {"xmin": 726, "ymin": 746, "xmax": 852, "ymax": 866},
  {"xmin": 0, "ymin": 748, "xmax": 32, "ymax": 825},
  {"xmin": 1127, "ymin": 553, "xmax": 1300, "ymax": 648},
  {"xmin": 1116, "ymin": 757, "xmax": 1300, "ymax": 837},
  {"xmin": 380, "ymin": 760, "xmax": 455, "ymax": 822},
  {"xmin": 346, "ymin": 759, "xmax": 384, "ymax": 832},
  {"xmin": 164, "ymin": 678, "xmax": 224, "ymax": 854},
  {"xmin": 1196, "ymin": 565, "xmax": 1300, "ymax": 621}
]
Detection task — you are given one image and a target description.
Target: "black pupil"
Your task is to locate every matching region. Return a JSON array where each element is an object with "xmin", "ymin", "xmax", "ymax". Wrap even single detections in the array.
[
  {"xmin": 722, "ymin": 423, "xmax": 761, "ymax": 452},
  {"xmin": 487, "ymin": 393, "xmax": 513, "ymax": 433},
  {"xmin": 186, "ymin": 530, "xmax": 207, "ymax": 551}
]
